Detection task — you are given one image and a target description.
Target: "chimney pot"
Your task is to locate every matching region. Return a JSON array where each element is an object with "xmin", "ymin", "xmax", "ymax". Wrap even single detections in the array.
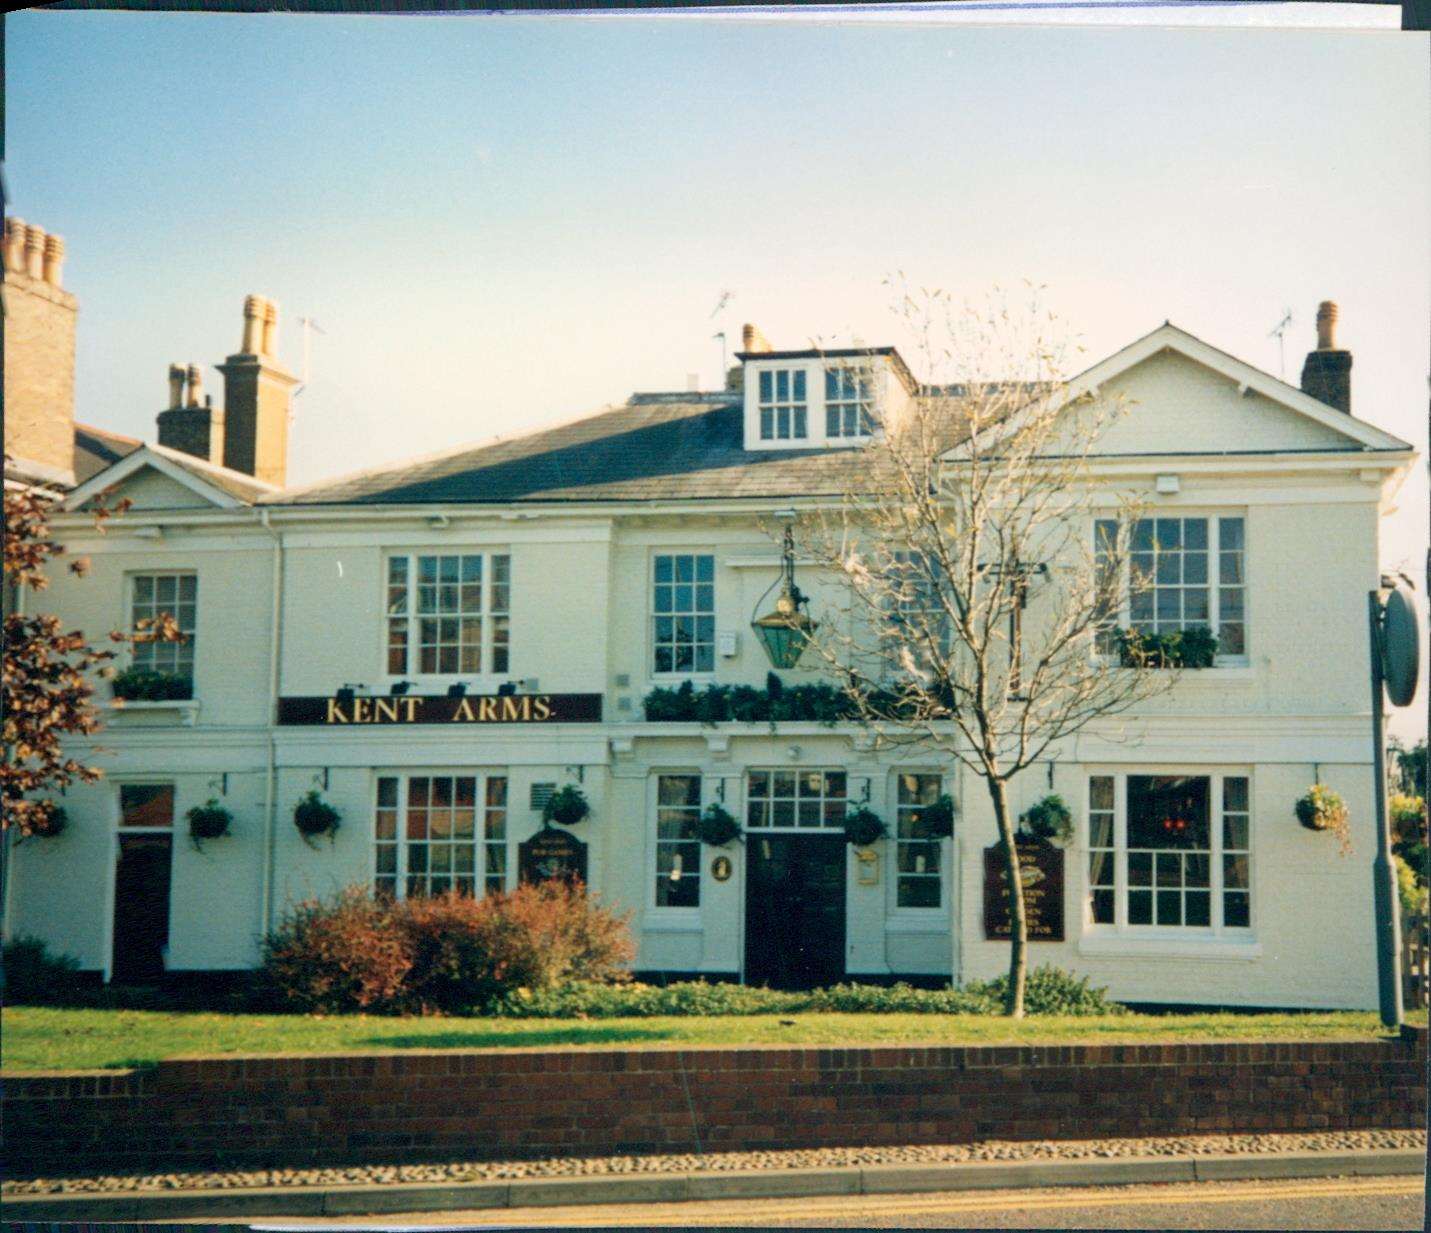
[
  {"xmin": 261, "ymin": 298, "xmax": 278, "ymax": 356},
  {"xmin": 1315, "ymin": 300, "xmax": 1339, "ymax": 350},
  {"xmin": 23, "ymin": 224, "xmax": 46, "ymax": 280},
  {"xmin": 41, "ymin": 234, "xmax": 65, "ymax": 287},
  {"xmin": 741, "ymin": 322, "xmax": 773, "ymax": 355},
  {"xmin": 186, "ymin": 364, "xmax": 204, "ymax": 408},
  {"xmin": 242, "ymin": 294, "xmax": 265, "ymax": 353},
  {"xmin": 4, "ymin": 217, "xmax": 27, "ymax": 274},
  {"xmin": 167, "ymin": 363, "xmax": 186, "ymax": 411}
]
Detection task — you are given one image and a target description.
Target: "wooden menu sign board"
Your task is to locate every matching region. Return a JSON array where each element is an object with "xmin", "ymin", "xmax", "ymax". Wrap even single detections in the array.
[
  {"xmin": 518, "ymin": 826, "xmax": 588, "ymax": 886},
  {"xmin": 983, "ymin": 841, "xmax": 1065, "ymax": 941}
]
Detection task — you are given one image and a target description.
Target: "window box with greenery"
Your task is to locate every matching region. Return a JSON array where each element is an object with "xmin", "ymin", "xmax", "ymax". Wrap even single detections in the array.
[
  {"xmin": 294, "ymin": 791, "xmax": 342, "ymax": 847},
  {"xmin": 19, "ymin": 804, "xmax": 67, "ymax": 840},
  {"xmin": 543, "ymin": 784, "xmax": 590, "ymax": 828},
  {"xmin": 1112, "ymin": 626, "xmax": 1219, "ymax": 670},
  {"xmin": 111, "ymin": 667, "xmax": 193, "ymax": 701},
  {"xmin": 187, "ymin": 799, "xmax": 233, "ymax": 849}
]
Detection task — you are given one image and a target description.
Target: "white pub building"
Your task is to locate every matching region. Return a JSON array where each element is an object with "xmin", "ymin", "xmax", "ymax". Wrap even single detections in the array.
[{"xmin": 3, "ymin": 285, "xmax": 1418, "ymax": 1007}]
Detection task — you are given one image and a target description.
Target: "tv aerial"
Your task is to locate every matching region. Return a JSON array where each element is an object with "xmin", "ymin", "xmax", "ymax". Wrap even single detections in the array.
[{"xmin": 1268, "ymin": 307, "xmax": 1293, "ymax": 379}]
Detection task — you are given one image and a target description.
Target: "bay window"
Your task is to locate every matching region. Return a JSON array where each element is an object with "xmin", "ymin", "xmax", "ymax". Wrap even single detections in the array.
[
  {"xmin": 1086, "ymin": 772, "xmax": 1252, "ymax": 933},
  {"xmin": 374, "ymin": 773, "xmax": 508, "ymax": 899},
  {"xmin": 1095, "ymin": 515, "xmax": 1246, "ymax": 660},
  {"xmin": 386, "ymin": 552, "xmax": 510, "ymax": 677}
]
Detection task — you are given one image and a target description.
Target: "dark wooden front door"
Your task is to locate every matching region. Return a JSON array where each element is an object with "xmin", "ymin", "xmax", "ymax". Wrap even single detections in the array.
[
  {"xmin": 744, "ymin": 833, "xmax": 846, "ymax": 989},
  {"xmin": 112, "ymin": 832, "xmax": 173, "ymax": 984}
]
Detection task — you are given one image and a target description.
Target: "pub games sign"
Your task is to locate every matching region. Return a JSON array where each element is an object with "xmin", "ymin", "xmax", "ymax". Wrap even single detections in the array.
[{"xmin": 277, "ymin": 693, "xmax": 603, "ymax": 725}]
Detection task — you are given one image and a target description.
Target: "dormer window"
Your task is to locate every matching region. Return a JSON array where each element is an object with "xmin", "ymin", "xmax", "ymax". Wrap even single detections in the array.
[
  {"xmin": 758, "ymin": 369, "xmax": 808, "ymax": 441},
  {"xmin": 825, "ymin": 368, "xmax": 874, "ymax": 438}
]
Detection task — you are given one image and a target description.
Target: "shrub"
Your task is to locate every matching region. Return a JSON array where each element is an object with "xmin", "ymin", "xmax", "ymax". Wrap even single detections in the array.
[
  {"xmin": 1390, "ymin": 794, "xmax": 1427, "ymax": 844},
  {"xmin": 965, "ymin": 965, "xmax": 1127, "ymax": 1016},
  {"xmin": 111, "ymin": 667, "xmax": 193, "ymax": 701},
  {"xmin": 804, "ymin": 982, "xmax": 996, "ymax": 1015},
  {"xmin": 1, "ymin": 935, "xmax": 86, "ymax": 1005},
  {"xmin": 1396, "ymin": 854, "xmax": 1429, "ymax": 918},
  {"xmin": 24, "ymin": 803, "xmax": 67, "ymax": 839},
  {"xmin": 257, "ymin": 887, "xmax": 412, "ymax": 1013},
  {"xmin": 400, "ymin": 880, "xmax": 633, "ymax": 1013}
]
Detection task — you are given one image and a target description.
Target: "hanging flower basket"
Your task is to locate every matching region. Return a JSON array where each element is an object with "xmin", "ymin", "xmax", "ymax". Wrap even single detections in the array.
[
  {"xmin": 697, "ymin": 803, "xmax": 742, "ymax": 847},
  {"xmin": 844, "ymin": 806, "xmax": 887, "ymax": 848},
  {"xmin": 1296, "ymin": 784, "xmax": 1351, "ymax": 854},
  {"xmin": 914, "ymin": 794, "xmax": 956, "ymax": 840},
  {"xmin": 1019, "ymin": 794, "xmax": 1073, "ymax": 845},
  {"xmin": 187, "ymin": 799, "xmax": 233, "ymax": 849},
  {"xmin": 293, "ymin": 790, "xmax": 341, "ymax": 846},
  {"xmin": 544, "ymin": 784, "xmax": 591, "ymax": 827}
]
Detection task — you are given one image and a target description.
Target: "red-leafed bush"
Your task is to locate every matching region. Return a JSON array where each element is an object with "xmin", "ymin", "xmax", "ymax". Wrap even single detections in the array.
[
  {"xmin": 258, "ymin": 887, "xmax": 412, "ymax": 1013},
  {"xmin": 401, "ymin": 880, "xmax": 634, "ymax": 1013},
  {"xmin": 258, "ymin": 881, "xmax": 634, "ymax": 1014}
]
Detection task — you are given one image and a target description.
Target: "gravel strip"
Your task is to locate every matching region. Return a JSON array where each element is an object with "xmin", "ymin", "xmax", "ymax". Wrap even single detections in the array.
[{"xmin": 3, "ymin": 1129, "xmax": 1423, "ymax": 1196}]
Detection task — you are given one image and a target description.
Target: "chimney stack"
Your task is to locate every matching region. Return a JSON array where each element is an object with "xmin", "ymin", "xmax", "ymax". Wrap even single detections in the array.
[
  {"xmin": 157, "ymin": 361, "xmax": 223, "ymax": 465},
  {"xmin": 3, "ymin": 216, "xmax": 79, "ymax": 485},
  {"xmin": 1299, "ymin": 299, "xmax": 1352, "ymax": 414},
  {"xmin": 217, "ymin": 293, "xmax": 298, "ymax": 487},
  {"xmin": 741, "ymin": 322, "xmax": 773, "ymax": 355}
]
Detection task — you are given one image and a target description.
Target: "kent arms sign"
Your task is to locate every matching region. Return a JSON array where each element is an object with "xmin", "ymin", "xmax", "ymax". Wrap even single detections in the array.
[{"xmin": 277, "ymin": 693, "xmax": 603, "ymax": 725}]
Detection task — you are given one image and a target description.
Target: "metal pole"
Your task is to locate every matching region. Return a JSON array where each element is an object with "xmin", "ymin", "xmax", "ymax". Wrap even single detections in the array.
[{"xmin": 1368, "ymin": 590, "xmax": 1403, "ymax": 1029}]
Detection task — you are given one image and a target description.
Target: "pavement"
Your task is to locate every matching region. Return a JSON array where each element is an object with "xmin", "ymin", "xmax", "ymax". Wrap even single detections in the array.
[{"xmin": 2, "ymin": 1146, "xmax": 1423, "ymax": 1223}]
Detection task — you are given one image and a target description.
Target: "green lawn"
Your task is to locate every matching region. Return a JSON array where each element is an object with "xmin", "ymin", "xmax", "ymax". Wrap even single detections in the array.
[{"xmin": 0, "ymin": 1006, "xmax": 1389, "ymax": 1072}]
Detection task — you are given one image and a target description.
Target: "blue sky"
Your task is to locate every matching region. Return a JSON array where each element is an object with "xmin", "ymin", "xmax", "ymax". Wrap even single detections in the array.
[{"xmin": 7, "ymin": 12, "xmax": 1428, "ymax": 574}]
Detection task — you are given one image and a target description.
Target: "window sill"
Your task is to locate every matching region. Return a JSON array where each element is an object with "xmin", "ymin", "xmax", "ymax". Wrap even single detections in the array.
[
  {"xmin": 1077, "ymin": 934, "xmax": 1261, "ymax": 961},
  {"xmin": 104, "ymin": 699, "xmax": 201, "ymax": 727}
]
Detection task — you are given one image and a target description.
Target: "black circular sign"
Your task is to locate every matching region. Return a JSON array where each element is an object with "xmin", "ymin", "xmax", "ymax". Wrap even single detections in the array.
[{"xmin": 1382, "ymin": 583, "xmax": 1422, "ymax": 708}]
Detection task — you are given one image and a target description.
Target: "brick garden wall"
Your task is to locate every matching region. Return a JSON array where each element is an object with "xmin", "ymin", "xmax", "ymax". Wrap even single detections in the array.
[{"xmin": 3, "ymin": 1033, "xmax": 1426, "ymax": 1177}]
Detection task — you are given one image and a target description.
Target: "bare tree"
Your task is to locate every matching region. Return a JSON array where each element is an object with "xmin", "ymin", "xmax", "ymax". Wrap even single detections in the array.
[{"xmin": 794, "ymin": 284, "xmax": 1181, "ymax": 1016}]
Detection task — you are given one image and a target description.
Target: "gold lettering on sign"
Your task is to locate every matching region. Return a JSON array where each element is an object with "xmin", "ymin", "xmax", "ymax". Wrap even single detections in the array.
[
  {"xmin": 374, "ymin": 698, "xmax": 399, "ymax": 723},
  {"xmin": 478, "ymin": 697, "xmax": 497, "ymax": 721},
  {"xmin": 532, "ymin": 696, "xmax": 552, "ymax": 721},
  {"xmin": 403, "ymin": 697, "xmax": 421, "ymax": 722},
  {"xmin": 453, "ymin": 698, "xmax": 477, "ymax": 722},
  {"xmin": 326, "ymin": 699, "xmax": 349, "ymax": 724},
  {"xmin": 500, "ymin": 696, "xmax": 527, "ymax": 722},
  {"xmin": 353, "ymin": 698, "xmax": 372, "ymax": 723}
]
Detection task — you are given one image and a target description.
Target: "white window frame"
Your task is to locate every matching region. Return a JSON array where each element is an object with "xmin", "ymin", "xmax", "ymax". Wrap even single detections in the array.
[
  {"xmin": 889, "ymin": 770, "xmax": 948, "ymax": 914},
  {"xmin": 824, "ymin": 366, "xmax": 876, "ymax": 439},
  {"xmin": 126, "ymin": 570, "xmax": 198, "ymax": 682},
  {"xmin": 382, "ymin": 550, "xmax": 511, "ymax": 682},
  {"xmin": 757, "ymin": 367, "xmax": 809, "ymax": 441},
  {"xmin": 1094, "ymin": 513, "xmax": 1248, "ymax": 666},
  {"xmin": 650, "ymin": 552, "xmax": 717, "ymax": 679},
  {"xmin": 1083, "ymin": 768, "xmax": 1254, "ymax": 940},
  {"xmin": 744, "ymin": 768, "xmax": 850, "ymax": 832},
  {"xmin": 373, "ymin": 771, "xmax": 510, "ymax": 900},
  {"xmin": 648, "ymin": 770, "xmax": 705, "ymax": 916}
]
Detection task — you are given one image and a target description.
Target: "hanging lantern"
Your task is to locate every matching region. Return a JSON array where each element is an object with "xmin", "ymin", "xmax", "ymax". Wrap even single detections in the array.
[{"xmin": 751, "ymin": 524, "xmax": 817, "ymax": 669}]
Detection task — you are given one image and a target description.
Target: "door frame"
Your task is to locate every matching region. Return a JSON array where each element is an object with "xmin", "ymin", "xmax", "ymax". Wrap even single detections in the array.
[{"xmin": 105, "ymin": 780, "xmax": 177, "ymax": 984}]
